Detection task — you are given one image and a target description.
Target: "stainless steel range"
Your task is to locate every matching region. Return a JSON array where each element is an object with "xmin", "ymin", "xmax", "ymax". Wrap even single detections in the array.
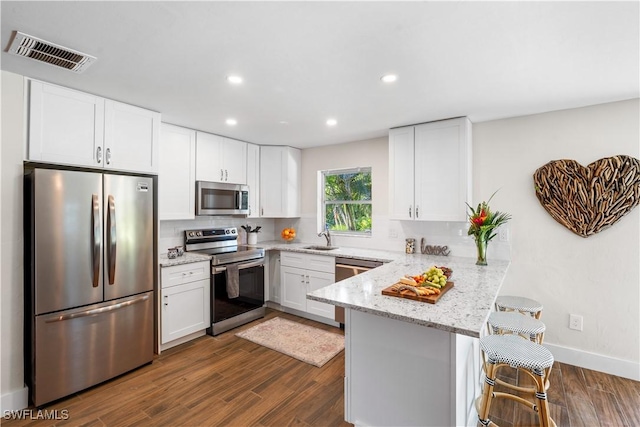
[{"xmin": 185, "ymin": 227, "xmax": 265, "ymax": 335}]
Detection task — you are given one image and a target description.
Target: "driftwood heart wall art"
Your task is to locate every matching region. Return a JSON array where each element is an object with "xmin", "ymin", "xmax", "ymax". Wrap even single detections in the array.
[{"xmin": 533, "ymin": 155, "xmax": 640, "ymax": 237}]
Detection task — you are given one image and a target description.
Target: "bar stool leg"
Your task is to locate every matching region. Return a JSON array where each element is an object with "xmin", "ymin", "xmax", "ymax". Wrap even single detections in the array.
[
  {"xmin": 535, "ymin": 367, "xmax": 553, "ymax": 427},
  {"xmin": 477, "ymin": 361, "xmax": 497, "ymax": 426}
]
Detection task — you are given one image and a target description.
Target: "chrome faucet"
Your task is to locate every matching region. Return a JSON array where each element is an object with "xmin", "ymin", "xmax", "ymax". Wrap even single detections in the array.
[{"xmin": 318, "ymin": 227, "xmax": 332, "ymax": 247}]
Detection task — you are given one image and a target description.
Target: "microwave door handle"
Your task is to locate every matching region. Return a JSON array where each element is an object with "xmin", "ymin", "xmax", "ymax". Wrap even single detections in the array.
[{"xmin": 237, "ymin": 190, "xmax": 242, "ymax": 210}]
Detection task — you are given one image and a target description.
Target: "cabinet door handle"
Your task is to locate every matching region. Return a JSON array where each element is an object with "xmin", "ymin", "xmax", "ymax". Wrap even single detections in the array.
[
  {"xmin": 164, "ymin": 295, "xmax": 168, "ymax": 306},
  {"xmin": 261, "ymin": 208, "xmax": 264, "ymax": 216},
  {"xmin": 225, "ymin": 170, "xmax": 228, "ymax": 181},
  {"xmin": 96, "ymin": 146, "xmax": 102, "ymax": 163},
  {"xmin": 106, "ymin": 148, "xmax": 112, "ymax": 165},
  {"xmin": 416, "ymin": 205, "xmax": 419, "ymax": 218},
  {"xmin": 409, "ymin": 205, "xmax": 412, "ymax": 218},
  {"xmin": 221, "ymin": 169, "xmax": 224, "ymax": 180}
]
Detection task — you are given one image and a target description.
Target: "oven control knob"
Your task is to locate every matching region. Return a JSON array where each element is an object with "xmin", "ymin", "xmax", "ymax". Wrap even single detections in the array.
[
  {"xmin": 196, "ymin": 231, "xmax": 202, "ymax": 237},
  {"xmin": 225, "ymin": 229, "xmax": 230, "ymax": 234},
  {"xmin": 231, "ymin": 229, "xmax": 236, "ymax": 234}
]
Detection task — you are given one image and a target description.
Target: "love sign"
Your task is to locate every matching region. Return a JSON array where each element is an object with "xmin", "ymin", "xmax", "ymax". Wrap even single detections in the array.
[{"xmin": 533, "ymin": 155, "xmax": 640, "ymax": 237}]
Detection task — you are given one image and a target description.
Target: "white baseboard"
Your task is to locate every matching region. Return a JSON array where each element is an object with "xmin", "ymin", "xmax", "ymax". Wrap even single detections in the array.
[
  {"xmin": 544, "ymin": 342, "xmax": 640, "ymax": 381},
  {"xmin": 1, "ymin": 385, "xmax": 29, "ymax": 412}
]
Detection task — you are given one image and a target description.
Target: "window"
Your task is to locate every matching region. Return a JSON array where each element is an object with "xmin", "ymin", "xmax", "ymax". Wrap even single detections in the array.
[{"xmin": 320, "ymin": 167, "xmax": 372, "ymax": 235}]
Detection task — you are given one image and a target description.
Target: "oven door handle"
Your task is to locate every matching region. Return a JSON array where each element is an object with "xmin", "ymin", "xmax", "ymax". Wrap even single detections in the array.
[{"xmin": 213, "ymin": 259, "xmax": 264, "ymax": 274}]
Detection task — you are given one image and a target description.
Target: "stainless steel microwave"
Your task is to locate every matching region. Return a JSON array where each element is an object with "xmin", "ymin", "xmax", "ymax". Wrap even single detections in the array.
[{"xmin": 196, "ymin": 181, "xmax": 249, "ymax": 216}]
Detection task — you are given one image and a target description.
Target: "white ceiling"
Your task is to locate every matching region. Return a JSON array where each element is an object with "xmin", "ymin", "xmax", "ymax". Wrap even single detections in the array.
[{"xmin": 1, "ymin": 1, "xmax": 638, "ymax": 149}]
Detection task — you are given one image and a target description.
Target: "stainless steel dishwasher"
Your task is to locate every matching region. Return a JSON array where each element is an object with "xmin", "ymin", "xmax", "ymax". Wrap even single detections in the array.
[{"xmin": 334, "ymin": 257, "xmax": 383, "ymax": 323}]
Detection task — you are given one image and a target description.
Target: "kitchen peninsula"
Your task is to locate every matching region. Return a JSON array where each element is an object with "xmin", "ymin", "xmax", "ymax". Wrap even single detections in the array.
[{"xmin": 308, "ymin": 254, "xmax": 510, "ymax": 427}]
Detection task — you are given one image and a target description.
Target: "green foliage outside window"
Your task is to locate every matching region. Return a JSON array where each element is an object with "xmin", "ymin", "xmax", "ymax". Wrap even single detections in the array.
[{"xmin": 323, "ymin": 168, "xmax": 372, "ymax": 235}]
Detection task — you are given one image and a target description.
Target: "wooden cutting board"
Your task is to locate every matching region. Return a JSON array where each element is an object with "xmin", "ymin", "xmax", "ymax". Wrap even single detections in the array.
[{"xmin": 381, "ymin": 281, "xmax": 454, "ymax": 304}]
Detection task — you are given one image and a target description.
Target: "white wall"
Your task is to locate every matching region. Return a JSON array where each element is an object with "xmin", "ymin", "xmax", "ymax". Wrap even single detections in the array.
[
  {"xmin": 1, "ymin": 71, "xmax": 28, "ymax": 411},
  {"xmin": 473, "ymin": 99, "xmax": 640, "ymax": 379}
]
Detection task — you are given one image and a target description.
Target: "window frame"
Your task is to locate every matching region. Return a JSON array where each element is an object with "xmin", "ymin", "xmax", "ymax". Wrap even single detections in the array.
[{"xmin": 318, "ymin": 166, "xmax": 372, "ymax": 237}]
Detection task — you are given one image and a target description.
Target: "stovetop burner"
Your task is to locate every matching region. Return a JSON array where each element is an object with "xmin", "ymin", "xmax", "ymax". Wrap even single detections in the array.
[{"xmin": 184, "ymin": 227, "xmax": 265, "ymax": 265}]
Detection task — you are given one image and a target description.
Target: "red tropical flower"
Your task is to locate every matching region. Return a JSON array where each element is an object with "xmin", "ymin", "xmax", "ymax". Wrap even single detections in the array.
[{"xmin": 467, "ymin": 191, "xmax": 511, "ymax": 243}]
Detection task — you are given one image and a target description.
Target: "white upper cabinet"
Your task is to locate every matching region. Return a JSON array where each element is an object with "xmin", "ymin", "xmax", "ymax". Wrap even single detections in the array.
[
  {"xmin": 28, "ymin": 80, "xmax": 105, "ymax": 168},
  {"xmin": 388, "ymin": 126, "xmax": 415, "ymax": 220},
  {"xmin": 246, "ymin": 143, "xmax": 260, "ymax": 218},
  {"xmin": 260, "ymin": 146, "xmax": 301, "ymax": 218},
  {"xmin": 28, "ymin": 80, "xmax": 160, "ymax": 174},
  {"xmin": 195, "ymin": 132, "xmax": 222, "ymax": 181},
  {"xmin": 195, "ymin": 132, "xmax": 247, "ymax": 184},
  {"xmin": 104, "ymin": 100, "xmax": 160, "ymax": 174},
  {"xmin": 389, "ymin": 117, "xmax": 472, "ymax": 222},
  {"xmin": 222, "ymin": 137, "xmax": 247, "ymax": 184},
  {"xmin": 159, "ymin": 123, "xmax": 196, "ymax": 220}
]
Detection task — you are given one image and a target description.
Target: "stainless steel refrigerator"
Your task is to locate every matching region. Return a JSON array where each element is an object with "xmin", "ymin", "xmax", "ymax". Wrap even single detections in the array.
[{"xmin": 24, "ymin": 166, "xmax": 156, "ymax": 406}]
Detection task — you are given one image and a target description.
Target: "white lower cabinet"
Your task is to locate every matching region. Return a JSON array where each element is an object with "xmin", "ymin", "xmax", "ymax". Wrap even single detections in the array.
[
  {"xmin": 280, "ymin": 252, "xmax": 335, "ymax": 323},
  {"xmin": 281, "ymin": 266, "xmax": 308, "ymax": 311},
  {"xmin": 160, "ymin": 261, "xmax": 210, "ymax": 349},
  {"xmin": 306, "ymin": 270, "xmax": 336, "ymax": 319}
]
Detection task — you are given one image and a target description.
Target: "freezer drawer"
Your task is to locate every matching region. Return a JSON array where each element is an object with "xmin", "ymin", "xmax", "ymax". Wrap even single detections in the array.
[{"xmin": 32, "ymin": 292, "xmax": 154, "ymax": 406}]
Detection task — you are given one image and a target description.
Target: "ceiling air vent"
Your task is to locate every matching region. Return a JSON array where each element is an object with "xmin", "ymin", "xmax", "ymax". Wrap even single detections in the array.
[{"xmin": 7, "ymin": 31, "xmax": 96, "ymax": 73}]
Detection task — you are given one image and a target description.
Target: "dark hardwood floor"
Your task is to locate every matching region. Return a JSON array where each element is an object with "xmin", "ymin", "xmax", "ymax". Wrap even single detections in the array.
[{"xmin": 5, "ymin": 308, "xmax": 639, "ymax": 427}]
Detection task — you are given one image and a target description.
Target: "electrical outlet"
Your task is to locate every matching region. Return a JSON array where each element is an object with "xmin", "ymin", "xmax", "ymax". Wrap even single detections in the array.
[
  {"xmin": 569, "ymin": 314, "xmax": 583, "ymax": 331},
  {"xmin": 499, "ymin": 227, "xmax": 509, "ymax": 242},
  {"xmin": 389, "ymin": 228, "xmax": 398, "ymax": 238}
]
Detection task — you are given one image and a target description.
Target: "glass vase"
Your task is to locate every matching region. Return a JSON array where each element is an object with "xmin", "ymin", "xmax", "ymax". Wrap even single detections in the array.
[{"xmin": 475, "ymin": 238, "xmax": 488, "ymax": 266}]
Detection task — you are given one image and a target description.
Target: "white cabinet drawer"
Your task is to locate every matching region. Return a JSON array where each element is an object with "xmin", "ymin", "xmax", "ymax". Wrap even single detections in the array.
[
  {"xmin": 161, "ymin": 261, "xmax": 210, "ymax": 289},
  {"xmin": 281, "ymin": 252, "xmax": 335, "ymax": 273}
]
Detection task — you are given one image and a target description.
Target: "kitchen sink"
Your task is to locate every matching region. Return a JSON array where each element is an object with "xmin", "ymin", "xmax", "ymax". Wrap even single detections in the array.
[{"xmin": 303, "ymin": 245, "xmax": 339, "ymax": 251}]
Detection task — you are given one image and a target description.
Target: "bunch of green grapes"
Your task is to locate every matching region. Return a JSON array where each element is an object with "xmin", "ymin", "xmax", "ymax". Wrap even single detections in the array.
[{"xmin": 423, "ymin": 266, "xmax": 447, "ymax": 288}]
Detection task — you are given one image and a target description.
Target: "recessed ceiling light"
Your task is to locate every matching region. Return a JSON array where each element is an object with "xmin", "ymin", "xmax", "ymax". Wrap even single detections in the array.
[
  {"xmin": 226, "ymin": 75, "xmax": 243, "ymax": 84},
  {"xmin": 279, "ymin": 121, "xmax": 289, "ymax": 125},
  {"xmin": 226, "ymin": 118, "xmax": 237, "ymax": 126},
  {"xmin": 381, "ymin": 74, "xmax": 398, "ymax": 83},
  {"xmin": 326, "ymin": 119, "xmax": 337, "ymax": 126}
]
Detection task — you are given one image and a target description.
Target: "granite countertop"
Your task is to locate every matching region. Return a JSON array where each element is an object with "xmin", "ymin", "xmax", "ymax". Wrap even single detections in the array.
[
  {"xmin": 157, "ymin": 238, "xmax": 509, "ymax": 337},
  {"xmin": 159, "ymin": 251, "xmax": 211, "ymax": 267},
  {"xmin": 307, "ymin": 253, "xmax": 510, "ymax": 338}
]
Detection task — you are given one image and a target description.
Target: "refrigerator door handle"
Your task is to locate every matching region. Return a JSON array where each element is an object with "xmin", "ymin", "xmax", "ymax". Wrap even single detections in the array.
[
  {"xmin": 44, "ymin": 294, "xmax": 150, "ymax": 323},
  {"xmin": 92, "ymin": 194, "xmax": 101, "ymax": 288},
  {"xmin": 107, "ymin": 195, "xmax": 117, "ymax": 285}
]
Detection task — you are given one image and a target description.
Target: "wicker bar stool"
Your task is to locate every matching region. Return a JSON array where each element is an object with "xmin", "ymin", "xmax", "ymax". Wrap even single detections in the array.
[
  {"xmin": 476, "ymin": 334, "xmax": 556, "ymax": 427},
  {"xmin": 487, "ymin": 311, "xmax": 546, "ymax": 344},
  {"xmin": 495, "ymin": 295, "xmax": 544, "ymax": 319}
]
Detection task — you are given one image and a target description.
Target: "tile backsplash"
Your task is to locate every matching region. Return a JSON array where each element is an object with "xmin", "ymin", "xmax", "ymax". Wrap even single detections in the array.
[
  {"xmin": 160, "ymin": 215, "xmax": 510, "ymax": 261},
  {"xmin": 159, "ymin": 217, "xmax": 276, "ymax": 254}
]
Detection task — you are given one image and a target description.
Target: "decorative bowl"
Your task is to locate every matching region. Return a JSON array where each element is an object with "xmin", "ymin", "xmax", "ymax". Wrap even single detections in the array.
[{"xmin": 281, "ymin": 227, "xmax": 296, "ymax": 242}]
